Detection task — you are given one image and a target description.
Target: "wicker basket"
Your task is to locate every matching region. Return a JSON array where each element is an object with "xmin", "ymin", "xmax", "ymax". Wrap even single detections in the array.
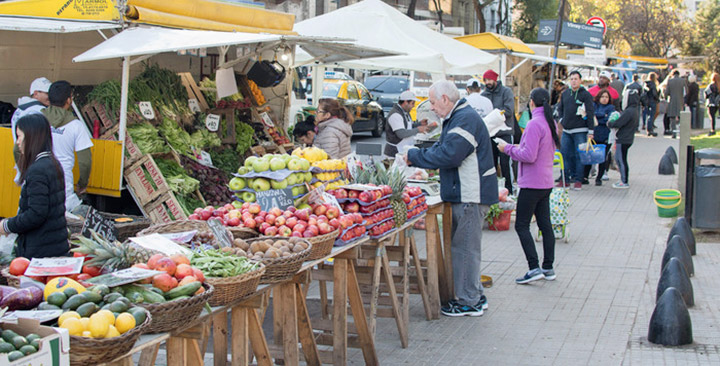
[
  {"xmin": 69, "ymin": 309, "xmax": 152, "ymax": 366},
  {"xmin": 229, "ymin": 226, "xmax": 260, "ymax": 240},
  {"xmin": 204, "ymin": 263, "xmax": 265, "ymax": 307},
  {"xmin": 246, "ymin": 237, "xmax": 312, "ymax": 284},
  {"xmin": 138, "ymin": 283, "xmax": 215, "ymax": 333},
  {"xmin": 137, "ymin": 220, "xmax": 232, "ymax": 247},
  {"xmin": 1, "ymin": 267, "xmax": 20, "ymax": 288},
  {"xmin": 304, "ymin": 229, "xmax": 339, "ymax": 261}
]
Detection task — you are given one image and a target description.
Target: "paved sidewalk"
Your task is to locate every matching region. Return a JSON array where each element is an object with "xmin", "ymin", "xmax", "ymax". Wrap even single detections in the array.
[{"xmin": 346, "ymin": 132, "xmax": 720, "ymax": 365}]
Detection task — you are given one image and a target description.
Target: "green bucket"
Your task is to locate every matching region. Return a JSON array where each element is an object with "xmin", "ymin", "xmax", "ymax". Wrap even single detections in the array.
[{"xmin": 653, "ymin": 189, "xmax": 682, "ymax": 218}]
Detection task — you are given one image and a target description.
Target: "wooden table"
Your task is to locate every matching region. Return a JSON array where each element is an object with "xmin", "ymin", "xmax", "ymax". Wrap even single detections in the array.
[{"xmin": 423, "ymin": 198, "xmax": 453, "ymax": 319}]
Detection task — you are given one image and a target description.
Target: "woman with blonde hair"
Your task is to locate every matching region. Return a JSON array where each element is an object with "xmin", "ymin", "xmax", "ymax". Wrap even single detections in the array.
[
  {"xmin": 704, "ymin": 72, "xmax": 720, "ymax": 136},
  {"xmin": 314, "ymin": 98, "xmax": 354, "ymax": 159}
]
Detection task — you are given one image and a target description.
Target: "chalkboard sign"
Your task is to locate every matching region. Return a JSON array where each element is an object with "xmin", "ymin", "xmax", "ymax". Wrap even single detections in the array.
[
  {"xmin": 207, "ymin": 218, "xmax": 233, "ymax": 248},
  {"xmin": 81, "ymin": 207, "xmax": 118, "ymax": 242},
  {"xmin": 256, "ymin": 188, "xmax": 294, "ymax": 212}
]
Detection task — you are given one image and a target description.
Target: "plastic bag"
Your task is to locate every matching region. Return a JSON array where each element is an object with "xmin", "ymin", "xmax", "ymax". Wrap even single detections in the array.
[
  {"xmin": 577, "ymin": 138, "xmax": 607, "ymax": 165},
  {"xmin": 391, "ymin": 153, "xmax": 416, "ymax": 178},
  {"xmin": 0, "ymin": 233, "xmax": 17, "ymax": 257}
]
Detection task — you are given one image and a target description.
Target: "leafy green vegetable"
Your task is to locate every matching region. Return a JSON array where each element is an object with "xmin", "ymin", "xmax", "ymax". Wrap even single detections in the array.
[
  {"xmin": 86, "ymin": 80, "xmax": 122, "ymax": 117},
  {"xmin": 127, "ymin": 123, "xmax": 168, "ymax": 154},
  {"xmin": 158, "ymin": 117, "xmax": 193, "ymax": 156},
  {"xmin": 176, "ymin": 193, "xmax": 205, "ymax": 216},
  {"xmin": 209, "ymin": 148, "xmax": 241, "ymax": 176},
  {"xmin": 190, "ymin": 130, "xmax": 222, "ymax": 149},
  {"xmin": 235, "ymin": 121, "xmax": 255, "ymax": 155},
  {"xmin": 155, "ymin": 158, "xmax": 200, "ymax": 195}
]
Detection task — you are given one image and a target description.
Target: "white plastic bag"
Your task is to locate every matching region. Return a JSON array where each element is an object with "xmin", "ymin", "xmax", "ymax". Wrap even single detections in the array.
[
  {"xmin": 391, "ymin": 153, "xmax": 416, "ymax": 178},
  {"xmin": 0, "ymin": 233, "xmax": 17, "ymax": 257}
]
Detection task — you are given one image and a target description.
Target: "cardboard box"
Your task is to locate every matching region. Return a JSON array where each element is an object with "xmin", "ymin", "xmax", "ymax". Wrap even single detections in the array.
[
  {"xmin": 124, "ymin": 155, "xmax": 170, "ymax": 206},
  {"xmin": 145, "ymin": 192, "xmax": 188, "ymax": 223},
  {"xmin": 0, "ymin": 318, "xmax": 70, "ymax": 366}
]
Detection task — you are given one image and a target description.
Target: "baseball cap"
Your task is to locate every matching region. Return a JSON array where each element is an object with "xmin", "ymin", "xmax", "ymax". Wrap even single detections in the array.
[
  {"xmin": 399, "ymin": 90, "xmax": 419, "ymax": 101},
  {"xmin": 30, "ymin": 77, "xmax": 52, "ymax": 95},
  {"xmin": 466, "ymin": 78, "xmax": 482, "ymax": 88},
  {"xmin": 598, "ymin": 71, "xmax": 611, "ymax": 79}
]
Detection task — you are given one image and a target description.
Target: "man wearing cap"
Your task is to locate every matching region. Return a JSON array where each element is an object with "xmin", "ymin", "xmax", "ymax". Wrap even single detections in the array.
[
  {"xmin": 589, "ymin": 71, "xmax": 620, "ymax": 100},
  {"xmin": 465, "ymin": 78, "xmax": 493, "ymax": 118},
  {"xmin": 383, "ymin": 90, "xmax": 434, "ymax": 158},
  {"xmin": 481, "ymin": 69, "xmax": 515, "ymax": 193},
  {"xmin": 11, "ymin": 77, "xmax": 52, "ymax": 142}
]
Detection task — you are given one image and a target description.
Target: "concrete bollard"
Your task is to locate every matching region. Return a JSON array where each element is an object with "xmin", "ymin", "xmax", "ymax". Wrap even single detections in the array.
[
  {"xmin": 662, "ymin": 235, "xmax": 694, "ymax": 277},
  {"xmin": 667, "ymin": 217, "xmax": 696, "ymax": 255},
  {"xmin": 665, "ymin": 146, "xmax": 678, "ymax": 164},
  {"xmin": 648, "ymin": 287, "xmax": 693, "ymax": 346},
  {"xmin": 657, "ymin": 258, "xmax": 694, "ymax": 307},
  {"xmin": 658, "ymin": 154, "xmax": 675, "ymax": 175}
]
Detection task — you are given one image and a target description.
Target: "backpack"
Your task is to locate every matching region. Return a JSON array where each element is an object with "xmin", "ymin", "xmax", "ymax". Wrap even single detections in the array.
[
  {"xmin": 639, "ymin": 87, "xmax": 649, "ymax": 108},
  {"xmin": 0, "ymin": 101, "xmax": 15, "ymax": 124}
]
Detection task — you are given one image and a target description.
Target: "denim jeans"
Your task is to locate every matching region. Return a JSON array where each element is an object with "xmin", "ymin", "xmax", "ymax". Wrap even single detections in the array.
[
  {"xmin": 560, "ymin": 132, "xmax": 587, "ymax": 183},
  {"xmin": 450, "ymin": 202, "xmax": 489, "ymax": 306},
  {"xmin": 643, "ymin": 102, "xmax": 657, "ymax": 132},
  {"xmin": 615, "ymin": 143, "xmax": 631, "ymax": 183}
]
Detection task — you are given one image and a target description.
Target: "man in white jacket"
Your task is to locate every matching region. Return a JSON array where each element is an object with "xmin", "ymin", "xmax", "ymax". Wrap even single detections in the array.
[{"xmin": 11, "ymin": 77, "xmax": 52, "ymax": 142}]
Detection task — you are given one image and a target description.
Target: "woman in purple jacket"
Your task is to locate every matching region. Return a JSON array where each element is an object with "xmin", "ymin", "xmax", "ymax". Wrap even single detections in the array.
[{"xmin": 498, "ymin": 88, "xmax": 561, "ymax": 285}]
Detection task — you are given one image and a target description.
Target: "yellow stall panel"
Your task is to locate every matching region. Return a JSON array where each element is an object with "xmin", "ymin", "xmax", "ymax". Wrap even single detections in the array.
[{"xmin": 0, "ymin": 128, "xmax": 21, "ymax": 218}]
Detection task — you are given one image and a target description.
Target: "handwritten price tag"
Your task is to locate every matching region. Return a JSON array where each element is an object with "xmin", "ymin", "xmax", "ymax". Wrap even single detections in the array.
[
  {"xmin": 189, "ymin": 98, "xmax": 201, "ymax": 113},
  {"xmin": 259, "ymin": 112, "xmax": 275, "ymax": 128},
  {"xmin": 205, "ymin": 114, "xmax": 220, "ymax": 132},
  {"xmin": 138, "ymin": 101, "xmax": 155, "ymax": 120},
  {"xmin": 25, "ymin": 257, "xmax": 84, "ymax": 276}
]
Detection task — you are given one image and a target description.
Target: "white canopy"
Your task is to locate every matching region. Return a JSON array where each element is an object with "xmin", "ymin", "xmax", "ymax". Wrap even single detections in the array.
[
  {"xmin": 510, "ymin": 52, "xmax": 636, "ymax": 71},
  {"xmin": 0, "ymin": 16, "xmax": 120, "ymax": 33},
  {"xmin": 294, "ymin": 0, "xmax": 497, "ymax": 75}
]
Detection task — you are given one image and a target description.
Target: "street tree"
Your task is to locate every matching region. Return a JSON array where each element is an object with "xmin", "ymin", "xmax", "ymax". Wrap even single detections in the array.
[
  {"xmin": 615, "ymin": 0, "xmax": 686, "ymax": 57},
  {"xmin": 512, "ymin": 0, "xmax": 559, "ymax": 42},
  {"xmin": 683, "ymin": 0, "xmax": 720, "ymax": 73}
]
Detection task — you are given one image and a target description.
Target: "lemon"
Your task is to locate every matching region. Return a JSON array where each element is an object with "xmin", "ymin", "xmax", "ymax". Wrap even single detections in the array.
[
  {"xmin": 60, "ymin": 318, "xmax": 83, "ymax": 336},
  {"xmin": 79, "ymin": 317, "xmax": 90, "ymax": 331},
  {"xmin": 58, "ymin": 311, "xmax": 80, "ymax": 327},
  {"xmin": 114, "ymin": 313, "xmax": 136, "ymax": 334},
  {"xmin": 105, "ymin": 325, "xmax": 120, "ymax": 338},
  {"xmin": 88, "ymin": 314, "xmax": 110, "ymax": 338},
  {"xmin": 96, "ymin": 310, "xmax": 116, "ymax": 326},
  {"xmin": 82, "ymin": 331, "xmax": 92, "ymax": 338}
]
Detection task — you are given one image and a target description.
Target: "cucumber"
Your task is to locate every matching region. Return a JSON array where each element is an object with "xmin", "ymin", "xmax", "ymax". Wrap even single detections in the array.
[
  {"xmin": 61, "ymin": 294, "xmax": 89, "ymax": 310},
  {"xmin": 170, "ymin": 295, "xmax": 191, "ymax": 301},
  {"xmin": 76, "ymin": 302, "xmax": 99, "ymax": 317},
  {"xmin": 164, "ymin": 282, "xmax": 202, "ymax": 300},
  {"xmin": 123, "ymin": 285, "xmax": 165, "ymax": 304}
]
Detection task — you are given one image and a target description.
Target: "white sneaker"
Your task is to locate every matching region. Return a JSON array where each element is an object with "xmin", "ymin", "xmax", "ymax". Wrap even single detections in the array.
[
  {"xmin": 602, "ymin": 173, "xmax": 609, "ymax": 181},
  {"xmin": 612, "ymin": 181, "xmax": 629, "ymax": 189}
]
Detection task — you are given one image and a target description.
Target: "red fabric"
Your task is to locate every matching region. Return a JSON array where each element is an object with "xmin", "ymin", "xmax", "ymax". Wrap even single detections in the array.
[
  {"xmin": 483, "ymin": 70, "xmax": 499, "ymax": 81},
  {"xmin": 588, "ymin": 85, "xmax": 620, "ymax": 100}
]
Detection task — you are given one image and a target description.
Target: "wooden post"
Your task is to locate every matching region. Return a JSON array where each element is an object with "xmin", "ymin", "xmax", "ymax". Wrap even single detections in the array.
[
  {"xmin": 212, "ymin": 311, "xmax": 228, "ymax": 366},
  {"xmin": 346, "ymin": 262, "xmax": 379, "ymax": 366},
  {"xmin": 295, "ymin": 283, "xmax": 321, "ymax": 366},
  {"xmin": 280, "ymin": 282, "xmax": 300, "ymax": 366},
  {"xmin": 425, "ymin": 211, "xmax": 441, "ymax": 319},
  {"xmin": 409, "ymin": 234, "xmax": 432, "ymax": 320},
  {"xmin": 231, "ymin": 306, "xmax": 249, "ymax": 366},
  {"xmin": 166, "ymin": 337, "xmax": 186, "ymax": 366},
  {"xmin": 333, "ymin": 258, "xmax": 348, "ymax": 365},
  {"xmin": 442, "ymin": 203, "xmax": 454, "ymax": 301},
  {"xmin": 247, "ymin": 309, "xmax": 273, "ymax": 366}
]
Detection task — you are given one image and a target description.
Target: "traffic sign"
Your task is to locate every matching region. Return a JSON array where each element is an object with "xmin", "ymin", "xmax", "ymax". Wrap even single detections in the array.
[
  {"xmin": 587, "ymin": 16, "xmax": 607, "ymax": 35},
  {"xmin": 537, "ymin": 19, "xmax": 604, "ymax": 49}
]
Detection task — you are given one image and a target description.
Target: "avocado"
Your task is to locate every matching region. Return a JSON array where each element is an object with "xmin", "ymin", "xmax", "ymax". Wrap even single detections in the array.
[
  {"xmin": 76, "ymin": 302, "xmax": 100, "ymax": 317},
  {"xmin": 7, "ymin": 350, "xmax": 24, "ymax": 361},
  {"xmin": 1, "ymin": 329, "xmax": 19, "ymax": 343},
  {"xmin": 0, "ymin": 342, "xmax": 15, "ymax": 353},
  {"xmin": 30, "ymin": 339, "xmax": 41, "ymax": 350},
  {"xmin": 109, "ymin": 300, "xmax": 129, "ymax": 313},
  {"xmin": 61, "ymin": 294, "xmax": 89, "ymax": 310},
  {"xmin": 10, "ymin": 336, "xmax": 27, "ymax": 350},
  {"xmin": 62, "ymin": 287, "xmax": 79, "ymax": 298},
  {"xmin": 103, "ymin": 293, "xmax": 122, "ymax": 304},
  {"xmin": 18, "ymin": 344, "xmax": 36, "ymax": 355},
  {"xmin": 81, "ymin": 291, "xmax": 102, "ymax": 304},
  {"xmin": 91, "ymin": 284, "xmax": 110, "ymax": 297},
  {"xmin": 47, "ymin": 292, "xmax": 68, "ymax": 307},
  {"xmin": 24, "ymin": 334, "xmax": 40, "ymax": 343}
]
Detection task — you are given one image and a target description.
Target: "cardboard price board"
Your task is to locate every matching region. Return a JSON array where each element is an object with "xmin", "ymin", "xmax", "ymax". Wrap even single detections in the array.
[
  {"xmin": 24, "ymin": 257, "xmax": 84, "ymax": 277},
  {"xmin": 207, "ymin": 219, "xmax": 233, "ymax": 248},
  {"xmin": 256, "ymin": 188, "xmax": 294, "ymax": 212},
  {"xmin": 86, "ymin": 267, "xmax": 164, "ymax": 287},
  {"xmin": 81, "ymin": 207, "xmax": 118, "ymax": 242},
  {"xmin": 2, "ymin": 310, "xmax": 63, "ymax": 323},
  {"xmin": 205, "ymin": 113, "xmax": 220, "ymax": 132}
]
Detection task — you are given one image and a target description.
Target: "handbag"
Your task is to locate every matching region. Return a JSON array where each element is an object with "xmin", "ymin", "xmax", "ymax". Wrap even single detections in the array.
[
  {"xmin": 247, "ymin": 60, "xmax": 286, "ymax": 87},
  {"xmin": 577, "ymin": 138, "xmax": 607, "ymax": 165},
  {"xmin": 657, "ymin": 100, "xmax": 668, "ymax": 114}
]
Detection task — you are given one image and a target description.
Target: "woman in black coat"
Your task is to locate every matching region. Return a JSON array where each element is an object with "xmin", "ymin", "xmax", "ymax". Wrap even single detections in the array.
[{"xmin": 0, "ymin": 114, "xmax": 68, "ymax": 258}]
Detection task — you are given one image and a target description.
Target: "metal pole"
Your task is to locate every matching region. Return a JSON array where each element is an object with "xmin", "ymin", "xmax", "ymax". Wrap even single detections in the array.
[
  {"xmin": 547, "ymin": 0, "xmax": 566, "ymax": 91},
  {"xmin": 119, "ymin": 56, "xmax": 130, "ymax": 143}
]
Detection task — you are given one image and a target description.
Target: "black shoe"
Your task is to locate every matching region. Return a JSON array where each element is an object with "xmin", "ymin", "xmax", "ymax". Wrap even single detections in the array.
[
  {"xmin": 581, "ymin": 178, "xmax": 590, "ymax": 185},
  {"xmin": 595, "ymin": 180, "xmax": 602, "ymax": 186},
  {"xmin": 672, "ymin": 133, "xmax": 677, "ymax": 139},
  {"xmin": 710, "ymin": 131, "xmax": 717, "ymax": 136}
]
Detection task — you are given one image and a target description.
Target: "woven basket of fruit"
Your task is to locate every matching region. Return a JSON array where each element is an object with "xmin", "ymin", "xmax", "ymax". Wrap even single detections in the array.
[
  {"xmin": 242, "ymin": 237, "xmax": 312, "ymax": 284},
  {"xmin": 190, "ymin": 248, "xmax": 266, "ymax": 306},
  {"xmin": 137, "ymin": 220, "xmax": 231, "ymax": 248},
  {"xmin": 1, "ymin": 267, "xmax": 20, "ymax": 288},
  {"xmin": 304, "ymin": 229, "xmax": 339, "ymax": 261},
  {"xmin": 138, "ymin": 283, "xmax": 214, "ymax": 333}
]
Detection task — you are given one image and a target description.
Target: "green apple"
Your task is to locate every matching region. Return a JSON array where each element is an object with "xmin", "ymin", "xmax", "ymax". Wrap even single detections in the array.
[
  {"xmin": 231, "ymin": 200, "xmax": 243, "ymax": 209},
  {"xmin": 252, "ymin": 178, "xmax": 271, "ymax": 191},
  {"xmin": 291, "ymin": 186, "xmax": 302, "ymax": 196},
  {"xmin": 287, "ymin": 158, "xmax": 304, "ymax": 171},
  {"xmin": 244, "ymin": 156, "xmax": 258, "ymax": 168},
  {"xmin": 298, "ymin": 185, "xmax": 307, "ymax": 194},
  {"xmin": 299, "ymin": 158, "xmax": 310, "ymax": 171},
  {"xmin": 252, "ymin": 159, "xmax": 270, "ymax": 173},
  {"xmin": 229, "ymin": 177, "xmax": 246, "ymax": 191},
  {"xmin": 241, "ymin": 191, "xmax": 256, "ymax": 202},
  {"xmin": 297, "ymin": 203, "xmax": 311, "ymax": 210},
  {"xmin": 237, "ymin": 166, "xmax": 250, "ymax": 175},
  {"xmin": 271, "ymin": 179, "xmax": 288, "ymax": 189},
  {"xmin": 304, "ymin": 172, "xmax": 313, "ymax": 183},
  {"xmin": 270, "ymin": 157, "xmax": 286, "ymax": 171},
  {"xmin": 286, "ymin": 173, "xmax": 299, "ymax": 186}
]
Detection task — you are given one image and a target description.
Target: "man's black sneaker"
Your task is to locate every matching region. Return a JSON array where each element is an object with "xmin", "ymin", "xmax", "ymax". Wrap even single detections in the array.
[
  {"xmin": 441, "ymin": 301, "xmax": 484, "ymax": 317},
  {"xmin": 595, "ymin": 180, "xmax": 602, "ymax": 186}
]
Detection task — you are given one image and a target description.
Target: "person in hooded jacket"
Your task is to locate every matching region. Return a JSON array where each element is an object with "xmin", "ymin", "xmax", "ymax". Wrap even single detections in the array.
[
  {"xmin": 607, "ymin": 89, "xmax": 640, "ymax": 189},
  {"xmin": 10, "ymin": 77, "xmax": 52, "ymax": 143},
  {"xmin": 0, "ymin": 114, "xmax": 68, "ymax": 258},
  {"xmin": 482, "ymin": 69, "xmax": 515, "ymax": 193},
  {"xmin": 313, "ymin": 98, "xmax": 354, "ymax": 159},
  {"xmin": 42, "ymin": 81, "xmax": 93, "ymax": 211}
]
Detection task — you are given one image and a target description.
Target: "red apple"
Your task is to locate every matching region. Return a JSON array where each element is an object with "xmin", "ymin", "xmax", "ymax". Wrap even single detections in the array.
[
  {"xmin": 258, "ymin": 211, "xmax": 267, "ymax": 218},
  {"xmin": 308, "ymin": 217, "xmax": 317, "ymax": 226},
  {"xmin": 308, "ymin": 225, "xmax": 319, "ymax": 236},
  {"xmin": 270, "ymin": 207, "xmax": 283, "ymax": 217},
  {"xmin": 283, "ymin": 210, "xmax": 294, "ymax": 219},
  {"xmin": 345, "ymin": 202, "xmax": 360, "ymax": 213},
  {"xmin": 265, "ymin": 214, "xmax": 276, "ymax": 225},
  {"xmin": 264, "ymin": 226, "xmax": 278, "ymax": 236},
  {"xmin": 227, "ymin": 217, "xmax": 241, "ymax": 227},
  {"xmin": 288, "ymin": 206, "xmax": 297, "ymax": 213},
  {"xmin": 326, "ymin": 206, "xmax": 340, "ymax": 219},
  {"xmin": 329, "ymin": 218, "xmax": 340, "ymax": 229},
  {"xmin": 278, "ymin": 225, "xmax": 292, "ymax": 237},
  {"xmin": 341, "ymin": 232, "xmax": 353, "ymax": 241},
  {"xmin": 291, "ymin": 231, "xmax": 303, "ymax": 237},
  {"xmin": 318, "ymin": 222, "xmax": 333, "ymax": 235},
  {"xmin": 188, "ymin": 214, "xmax": 201, "ymax": 220},
  {"xmin": 359, "ymin": 191, "xmax": 373, "ymax": 203},
  {"xmin": 295, "ymin": 208, "xmax": 310, "ymax": 221},
  {"xmin": 275, "ymin": 216, "xmax": 286, "ymax": 226},
  {"xmin": 293, "ymin": 223, "xmax": 306, "ymax": 233},
  {"xmin": 248, "ymin": 203, "xmax": 261, "ymax": 214},
  {"xmin": 297, "ymin": 219, "xmax": 308, "ymax": 227},
  {"xmin": 242, "ymin": 202, "xmax": 251, "ymax": 209},
  {"xmin": 194, "ymin": 207, "xmax": 203, "ymax": 215},
  {"xmin": 313, "ymin": 204, "xmax": 327, "ymax": 216},
  {"xmin": 244, "ymin": 218, "xmax": 257, "ymax": 229},
  {"xmin": 286, "ymin": 217, "xmax": 298, "ymax": 229},
  {"xmin": 335, "ymin": 189, "xmax": 348, "ymax": 199},
  {"xmin": 303, "ymin": 230, "xmax": 314, "ymax": 238},
  {"xmin": 200, "ymin": 210, "xmax": 212, "ymax": 220},
  {"xmin": 339, "ymin": 216, "xmax": 353, "ymax": 229},
  {"xmin": 254, "ymin": 216, "xmax": 265, "ymax": 226},
  {"xmin": 348, "ymin": 190, "xmax": 359, "ymax": 199}
]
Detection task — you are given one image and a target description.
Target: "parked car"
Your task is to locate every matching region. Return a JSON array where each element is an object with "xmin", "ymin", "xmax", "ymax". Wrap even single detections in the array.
[
  {"xmin": 364, "ymin": 75, "xmax": 410, "ymax": 116},
  {"xmin": 314, "ymin": 78, "xmax": 385, "ymax": 137}
]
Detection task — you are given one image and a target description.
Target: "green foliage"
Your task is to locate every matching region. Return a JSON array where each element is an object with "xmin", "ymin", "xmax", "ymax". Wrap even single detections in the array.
[
  {"xmin": 512, "ymin": 0, "xmax": 559, "ymax": 43},
  {"xmin": 684, "ymin": 0, "xmax": 720, "ymax": 73},
  {"xmin": 690, "ymin": 133, "xmax": 720, "ymax": 150}
]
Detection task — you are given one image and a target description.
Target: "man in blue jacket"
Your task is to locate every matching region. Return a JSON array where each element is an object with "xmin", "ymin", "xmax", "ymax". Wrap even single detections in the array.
[
  {"xmin": 555, "ymin": 71, "xmax": 595, "ymax": 190},
  {"xmin": 406, "ymin": 80, "xmax": 499, "ymax": 317}
]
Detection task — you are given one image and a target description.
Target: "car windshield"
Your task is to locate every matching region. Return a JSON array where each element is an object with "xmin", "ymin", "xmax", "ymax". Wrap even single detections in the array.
[
  {"xmin": 322, "ymin": 83, "xmax": 341, "ymax": 98},
  {"xmin": 364, "ymin": 77, "xmax": 408, "ymax": 93}
]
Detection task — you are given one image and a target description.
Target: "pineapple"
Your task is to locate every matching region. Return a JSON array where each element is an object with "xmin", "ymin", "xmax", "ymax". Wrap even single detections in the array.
[
  {"xmin": 387, "ymin": 168, "xmax": 407, "ymax": 228},
  {"xmin": 72, "ymin": 230, "xmax": 154, "ymax": 271}
]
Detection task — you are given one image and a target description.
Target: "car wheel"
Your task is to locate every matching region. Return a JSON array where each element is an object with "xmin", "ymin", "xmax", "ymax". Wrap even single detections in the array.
[{"xmin": 371, "ymin": 114, "xmax": 384, "ymax": 137}]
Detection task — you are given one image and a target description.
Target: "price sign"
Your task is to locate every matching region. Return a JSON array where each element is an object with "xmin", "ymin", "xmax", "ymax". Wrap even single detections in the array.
[
  {"xmin": 256, "ymin": 188, "xmax": 294, "ymax": 212},
  {"xmin": 198, "ymin": 150, "xmax": 214, "ymax": 167},
  {"xmin": 81, "ymin": 207, "xmax": 118, "ymax": 242},
  {"xmin": 2, "ymin": 310, "xmax": 64, "ymax": 323},
  {"xmin": 205, "ymin": 114, "xmax": 220, "ymax": 132},
  {"xmin": 259, "ymin": 112, "xmax": 275, "ymax": 128},
  {"xmin": 138, "ymin": 101, "xmax": 155, "ymax": 120},
  {"xmin": 207, "ymin": 219, "xmax": 233, "ymax": 248},
  {"xmin": 189, "ymin": 98, "xmax": 202, "ymax": 113},
  {"xmin": 86, "ymin": 267, "xmax": 164, "ymax": 287},
  {"xmin": 25, "ymin": 257, "xmax": 84, "ymax": 277}
]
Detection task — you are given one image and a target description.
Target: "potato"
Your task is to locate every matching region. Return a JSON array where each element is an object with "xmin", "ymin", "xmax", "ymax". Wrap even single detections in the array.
[
  {"xmin": 292, "ymin": 244, "xmax": 305, "ymax": 253},
  {"xmin": 249, "ymin": 242, "xmax": 262, "ymax": 254},
  {"xmin": 236, "ymin": 249, "xmax": 247, "ymax": 257},
  {"xmin": 259, "ymin": 242, "xmax": 271, "ymax": 253},
  {"xmin": 280, "ymin": 246, "xmax": 290, "ymax": 253},
  {"xmin": 234, "ymin": 238, "xmax": 248, "ymax": 248},
  {"xmin": 273, "ymin": 242, "xmax": 284, "ymax": 249},
  {"xmin": 289, "ymin": 237, "xmax": 302, "ymax": 244},
  {"xmin": 296, "ymin": 241, "xmax": 309, "ymax": 250},
  {"xmin": 264, "ymin": 250, "xmax": 279, "ymax": 259},
  {"xmin": 221, "ymin": 246, "xmax": 234, "ymax": 253},
  {"xmin": 282, "ymin": 252, "xmax": 292, "ymax": 257}
]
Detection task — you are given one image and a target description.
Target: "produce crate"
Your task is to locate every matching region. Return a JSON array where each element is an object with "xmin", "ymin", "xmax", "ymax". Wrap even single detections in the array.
[
  {"xmin": 81, "ymin": 100, "xmax": 116, "ymax": 131},
  {"xmin": 178, "ymin": 72, "xmax": 210, "ymax": 111},
  {"xmin": 238, "ymin": 75, "xmax": 265, "ymax": 106},
  {"xmin": 208, "ymin": 107, "xmax": 236, "ymax": 144},
  {"xmin": 0, "ymin": 318, "xmax": 70, "ymax": 366},
  {"xmin": 124, "ymin": 154, "xmax": 170, "ymax": 206},
  {"xmin": 123, "ymin": 132, "xmax": 143, "ymax": 166},
  {"xmin": 144, "ymin": 192, "xmax": 188, "ymax": 223}
]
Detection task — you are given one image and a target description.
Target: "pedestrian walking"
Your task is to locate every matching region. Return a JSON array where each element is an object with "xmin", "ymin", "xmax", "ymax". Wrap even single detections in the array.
[
  {"xmin": 704, "ymin": 72, "xmax": 719, "ymax": 136},
  {"xmin": 497, "ymin": 88, "xmax": 560, "ymax": 284},
  {"xmin": 608, "ymin": 89, "xmax": 641, "ymax": 189},
  {"xmin": 685, "ymin": 74, "xmax": 699, "ymax": 129},
  {"xmin": 406, "ymin": 80, "xmax": 498, "ymax": 316},
  {"xmin": 555, "ymin": 71, "xmax": 595, "ymax": 191},
  {"xmin": 643, "ymin": 72, "xmax": 660, "ymax": 136},
  {"xmin": 665, "ymin": 70, "xmax": 685, "ymax": 139}
]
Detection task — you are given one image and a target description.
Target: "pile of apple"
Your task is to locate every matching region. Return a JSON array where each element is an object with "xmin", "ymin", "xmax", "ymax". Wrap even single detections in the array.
[
  {"xmin": 336, "ymin": 213, "xmax": 367, "ymax": 244},
  {"xmin": 266, "ymin": 126, "xmax": 291, "ymax": 145},
  {"xmin": 404, "ymin": 186, "xmax": 428, "ymax": 220},
  {"xmin": 229, "ymin": 153, "xmax": 313, "ymax": 202},
  {"xmin": 369, "ymin": 218, "xmax": 396, "ymax": 237},
  {"xmin": 328, "ymin": 186, "xmax": 392, "ymax": 214}
]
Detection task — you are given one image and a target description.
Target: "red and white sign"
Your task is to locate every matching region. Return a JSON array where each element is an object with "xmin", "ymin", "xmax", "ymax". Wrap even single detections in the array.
[
  {"xmin": 25, "ymin": 257, "xmax": 84, "ymax": 277},
  {"xmin": 587, "ymin": 16, "xmax": 607, "ymax": 35}
]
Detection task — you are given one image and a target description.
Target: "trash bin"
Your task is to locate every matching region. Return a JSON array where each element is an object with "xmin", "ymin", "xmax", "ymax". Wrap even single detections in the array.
[
  {"xmin": 694, "ymin": 105, "xmax": 706, "ymax": 129},
  {"xmin": 692, "ymin": 148, "xmax": 720, "ymax": 229}
]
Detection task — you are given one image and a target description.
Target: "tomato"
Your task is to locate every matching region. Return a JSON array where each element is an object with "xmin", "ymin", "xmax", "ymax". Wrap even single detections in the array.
[
  {"xmin": 73, "ymin": 252, "xmax": 90, "ymax": 262},
  {"xmin": 27, "ymin": 275, "xmax": 46, "ymax": 283},
  {"xmin": 82, "ymin": 265, "xmax": 102, "ymax": 277},
  {"xmin": 76, "ymin": 273, "xmax": 92, "ymax": 281},
  {"xmin": 8, "ymin": 257, "xmax": 30, "ymax": 276}
]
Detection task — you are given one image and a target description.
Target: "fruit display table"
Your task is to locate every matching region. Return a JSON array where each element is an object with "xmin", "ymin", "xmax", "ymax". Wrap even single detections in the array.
[{"xmin": 423, "ymin": 198, "xmax": 452, "ymax": 319}]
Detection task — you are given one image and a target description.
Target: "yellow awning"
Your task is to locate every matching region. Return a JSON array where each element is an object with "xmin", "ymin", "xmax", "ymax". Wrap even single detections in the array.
[
  {"xmin": 455, "ymin": 32, "xmax": 534, "ymax": 54},
  {"xmin": 125, "ymin": 0, "xmax": 295, "ymax": 35},
  {"xmin": 0, "ymin": 0, "xmax": 120, "ymax": 21},
  {"xmin": 615, "ymin": 54, "xmax": 668, "ymax": 65}
]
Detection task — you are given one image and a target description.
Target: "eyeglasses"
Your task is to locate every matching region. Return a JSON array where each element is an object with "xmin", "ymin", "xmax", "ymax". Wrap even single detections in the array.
[{"xmin": 317, "ymin": 110, "xmax": 327, "ymax": 114}]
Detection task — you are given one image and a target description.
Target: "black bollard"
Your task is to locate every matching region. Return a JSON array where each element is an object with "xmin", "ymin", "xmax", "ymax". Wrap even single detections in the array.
[
  {"xmin": 662, "ymin": 235, "xmax": 694, "ymax": 277},
  {"xmin": 648, "ymin": 287, "xmax": 693, "ymax": 346},
  {"xmin": 667, "ymin": 217, "xmax": 696, "ymax": 255},
  {"xmin": 658, "ymin": 154, "xmax": 675, "ymax": 175},
  {"xmin": 657, "ymin": 258, "xmax": 694, "ymax": 307},
  {"xmin": 665, "ymin": 146, "xmax": 678, "ymax": 164}
]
